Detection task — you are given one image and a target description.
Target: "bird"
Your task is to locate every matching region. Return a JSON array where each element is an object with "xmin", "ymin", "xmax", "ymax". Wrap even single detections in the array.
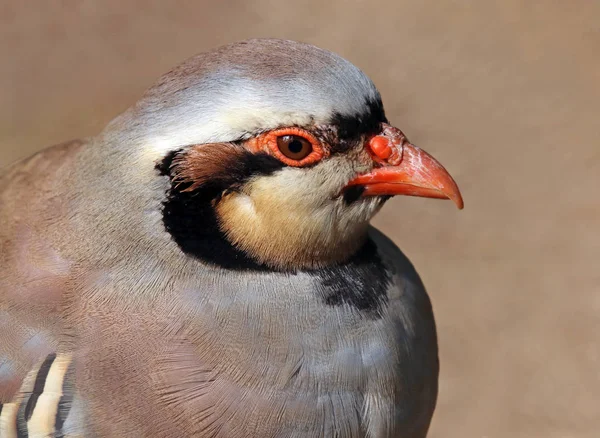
[{"xmin": 0, "ymin": 38, "xmax": 463, "ymax": 437}]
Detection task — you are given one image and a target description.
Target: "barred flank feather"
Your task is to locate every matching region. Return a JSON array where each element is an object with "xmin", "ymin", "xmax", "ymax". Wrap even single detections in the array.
[{"xmin": 0, "ymin": 353, "xmax": 75, "ymax": 438}]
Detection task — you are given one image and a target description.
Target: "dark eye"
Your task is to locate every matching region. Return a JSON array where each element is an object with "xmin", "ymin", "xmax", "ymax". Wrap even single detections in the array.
[{"xmin": 276, "ymin": 135, "xmax": 313, "ymax": 161}]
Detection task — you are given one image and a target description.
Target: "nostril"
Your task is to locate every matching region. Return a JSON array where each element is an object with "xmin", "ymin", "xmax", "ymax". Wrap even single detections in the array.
[{"xmin": 368, "ymin": 136, "xmax": 393, "ymax": 160}]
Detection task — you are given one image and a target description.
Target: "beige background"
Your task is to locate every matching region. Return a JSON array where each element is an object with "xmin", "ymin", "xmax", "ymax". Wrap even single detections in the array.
[{"xmin": 1, "ymin": 1, "xmax": 599, "ymax": 436}]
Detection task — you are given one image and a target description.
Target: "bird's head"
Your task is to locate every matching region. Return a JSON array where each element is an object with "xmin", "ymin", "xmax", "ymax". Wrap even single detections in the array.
[{"xmin": 115, "ymin": 39, "xmax": 463, "ymax": 271}]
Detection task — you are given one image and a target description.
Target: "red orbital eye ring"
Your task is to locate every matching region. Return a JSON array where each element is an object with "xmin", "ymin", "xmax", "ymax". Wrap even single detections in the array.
[{"xmin": 248, "ymin": 127, "xmax": 326, "ymax": 167}]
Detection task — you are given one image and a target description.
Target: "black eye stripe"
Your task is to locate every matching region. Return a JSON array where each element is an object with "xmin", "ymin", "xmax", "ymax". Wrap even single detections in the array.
[
  {"xmin": 330, "ymin": 98, "xmax": 387, "ymax": 140},
  {"xmin": 158, "ymin": 147, "xmax": 284, "ymax": 270}
]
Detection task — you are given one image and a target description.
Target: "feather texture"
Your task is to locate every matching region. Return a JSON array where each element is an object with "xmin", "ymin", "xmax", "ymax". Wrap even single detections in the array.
[{"xmin": 0, "ymin": 39, "xmax": 441, "ymax": 437}]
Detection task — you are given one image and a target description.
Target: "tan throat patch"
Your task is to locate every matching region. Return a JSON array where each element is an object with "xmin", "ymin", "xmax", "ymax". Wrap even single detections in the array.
[{"xmin": 215, "ymin": 185, "xmax": 371, "ymax": 270}]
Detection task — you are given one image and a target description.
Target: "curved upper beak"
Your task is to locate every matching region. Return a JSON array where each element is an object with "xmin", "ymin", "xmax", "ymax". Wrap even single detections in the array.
[{"xmin": 345, "ymin": 124, "xmax": 464, "ymax": 209}]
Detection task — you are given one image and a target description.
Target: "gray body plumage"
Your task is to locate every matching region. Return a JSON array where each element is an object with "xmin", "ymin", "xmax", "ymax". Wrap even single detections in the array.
[{"xmin": 0, "ymin": 39, "xmax": 441, "ymax": 437}]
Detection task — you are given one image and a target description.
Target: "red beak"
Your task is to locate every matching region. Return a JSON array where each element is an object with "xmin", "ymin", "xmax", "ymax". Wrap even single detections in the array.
[{"xmin": 345, "ymin": 124, "xmax": 464, "ymax": 209}]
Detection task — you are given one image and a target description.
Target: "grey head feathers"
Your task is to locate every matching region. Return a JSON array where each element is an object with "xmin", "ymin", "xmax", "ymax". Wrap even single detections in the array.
[
  {"xmin": 86, "ymin": 38, "xmax": 390, "ymax": 271},
  {"xmin": 104, "ymin": 39, "xmax": 384, "ymax": 158}
]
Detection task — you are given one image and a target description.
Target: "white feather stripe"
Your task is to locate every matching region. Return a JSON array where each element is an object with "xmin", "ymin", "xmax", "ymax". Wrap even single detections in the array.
[
  {"xmin": 0, "ymin": 403, "xmax": 19, "ymax": 438},
  {"xmin": 27, "ymin": 353, "xmax": 72, "ymax": 436}
]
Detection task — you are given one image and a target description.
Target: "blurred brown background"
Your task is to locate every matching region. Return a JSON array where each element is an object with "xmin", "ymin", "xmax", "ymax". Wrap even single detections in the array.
[{"xmin": 1, "ymin": 1, "xmax": 599, "ymax": 436}]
